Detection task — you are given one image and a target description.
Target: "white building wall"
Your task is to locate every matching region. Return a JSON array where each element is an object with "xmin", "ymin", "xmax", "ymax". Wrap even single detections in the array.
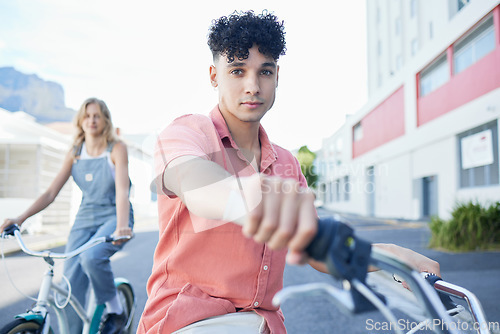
[
  {"xmin": 319, "ymin": 0, "xmax": 500, "ymax": 220},
  {"xmin": 366, "ymin": 0, "xmax": 494, "ymax": 97}
]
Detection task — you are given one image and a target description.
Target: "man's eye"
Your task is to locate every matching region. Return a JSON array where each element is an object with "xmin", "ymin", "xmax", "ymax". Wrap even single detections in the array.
[
  {"xmin": 231, "ymin": 69, "xmax": 243, "ymax": 75},
  {"xmin": 261, "ymin": 70, "xmax": 273, "ymax": 76}
]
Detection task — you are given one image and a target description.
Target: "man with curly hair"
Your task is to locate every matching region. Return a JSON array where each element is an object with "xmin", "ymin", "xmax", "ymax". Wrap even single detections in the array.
[{"xmin": 137, "ymin": 10, "xmax": 440, "ymax": 334}]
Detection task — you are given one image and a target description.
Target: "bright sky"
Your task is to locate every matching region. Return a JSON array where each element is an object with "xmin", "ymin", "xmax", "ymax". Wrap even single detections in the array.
[{"xmin": 0, "ymin": 0, "xmax": 367, "ymax": 152}]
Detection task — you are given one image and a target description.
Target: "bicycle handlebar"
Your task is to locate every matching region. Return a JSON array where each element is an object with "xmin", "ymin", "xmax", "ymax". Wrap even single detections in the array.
[
  {"xmin": 298, "ymin": 216, "xmax": 491, "ymax": 334},
  {"xmin": 1, "ymin": 224, "xmax": 132, "ymax": 260}
]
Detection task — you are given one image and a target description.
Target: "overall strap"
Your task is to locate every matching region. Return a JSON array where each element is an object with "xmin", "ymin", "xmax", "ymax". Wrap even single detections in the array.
[
  {"xmin": 107, "ymin": 141, "xmax": 116, "ymax": 152},
  {"xmin": 73, "ymin": 143, "xmax": 83, "ymax": 157}
]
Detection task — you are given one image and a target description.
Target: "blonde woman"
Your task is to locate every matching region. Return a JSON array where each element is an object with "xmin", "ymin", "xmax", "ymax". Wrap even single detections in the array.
[{"xmin": 1, "ymin": 97, "xmax": 134, "ymax": 334}]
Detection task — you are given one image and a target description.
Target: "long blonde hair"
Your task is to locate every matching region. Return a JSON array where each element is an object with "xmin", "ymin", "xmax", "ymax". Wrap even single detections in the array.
[{"xmin": 72, "ymin": 98, "xmax": 117, "ymax": 155}]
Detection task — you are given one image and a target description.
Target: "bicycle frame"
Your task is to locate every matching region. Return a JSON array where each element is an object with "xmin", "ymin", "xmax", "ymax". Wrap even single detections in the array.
[{"xmin": 3, "ymin": 225, "xmax": 134, "ymax": 334}]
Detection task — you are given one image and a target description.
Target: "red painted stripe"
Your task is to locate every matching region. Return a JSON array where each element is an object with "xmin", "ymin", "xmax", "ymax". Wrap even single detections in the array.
[
  {"xmin": 353, "ymin": 86, "xmax": 405, "ymax": 158},
  {"xmin": 417, "ymin": 6, "xmax": 500, "ymax": 126},
  {"xmin": 417, "ymin": 46, "xmax": 500, "ymax": 126}
]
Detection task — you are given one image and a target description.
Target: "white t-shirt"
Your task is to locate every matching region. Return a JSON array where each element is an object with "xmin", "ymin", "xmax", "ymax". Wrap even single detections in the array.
[{"xmin": 80, "ymin": 142, "xmax": 116, "ymax": 179}]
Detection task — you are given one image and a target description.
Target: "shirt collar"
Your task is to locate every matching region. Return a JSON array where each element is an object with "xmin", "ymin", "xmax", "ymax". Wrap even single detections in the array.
[{"xmin": 209, "ymin": 105, "xmax": 278, "ymax": 171}]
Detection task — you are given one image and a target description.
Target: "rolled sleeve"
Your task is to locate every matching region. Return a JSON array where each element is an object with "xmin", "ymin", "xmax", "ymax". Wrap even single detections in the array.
[{"xmin": 152, "ymin": 114, "xmax": 213, "ymax": 196}]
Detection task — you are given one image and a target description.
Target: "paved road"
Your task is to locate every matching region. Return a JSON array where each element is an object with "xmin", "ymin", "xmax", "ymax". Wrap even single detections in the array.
[{"xmin": 1, "ymin": 213, "xmax": 499, "ymax": 333}]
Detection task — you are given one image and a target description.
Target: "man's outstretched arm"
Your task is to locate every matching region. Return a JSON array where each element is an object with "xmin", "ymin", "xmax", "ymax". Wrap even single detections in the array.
[{"xmin": 163, "ymin": 155, "xmax": 317, "ymax": 263}]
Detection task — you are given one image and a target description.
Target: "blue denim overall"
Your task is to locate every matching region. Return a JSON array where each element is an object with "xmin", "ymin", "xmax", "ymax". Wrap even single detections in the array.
[{"xmin": 63, "ymin": 143, "xmax": 134, "ymax": 333}]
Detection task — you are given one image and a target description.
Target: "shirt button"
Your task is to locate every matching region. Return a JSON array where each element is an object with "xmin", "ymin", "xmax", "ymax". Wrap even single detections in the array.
[
  {"xmin": 254, "ymin": 302, "xmax": 259, "ymax": 307},
  {"xmin": 263, "ymin": 265, "xmax": 269, "ymax": 271}
]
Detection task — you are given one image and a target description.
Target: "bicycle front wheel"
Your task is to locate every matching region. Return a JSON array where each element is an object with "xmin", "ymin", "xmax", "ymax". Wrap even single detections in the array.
[
  {"xmin": 116, "ymin": 282, "xmax": 135, "ymax": 334},
  {"xmin": 0, "ymin": 318, "xmax": 49, "ymax": 334},
  {"xmin": 97, "ymin": 282, "xmax": 135, "ymax": 334}
]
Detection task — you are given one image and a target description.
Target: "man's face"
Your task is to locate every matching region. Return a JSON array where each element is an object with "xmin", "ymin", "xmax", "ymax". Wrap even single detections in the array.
[{"xmin": 210, "ymin": 45, "xmax": 279, "ymax": 125}]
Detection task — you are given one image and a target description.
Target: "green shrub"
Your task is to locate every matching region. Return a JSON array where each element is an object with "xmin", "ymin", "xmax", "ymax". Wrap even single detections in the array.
[{"xmin": 429, "ymin": 201, "xmax": 500, "ymax": 251}]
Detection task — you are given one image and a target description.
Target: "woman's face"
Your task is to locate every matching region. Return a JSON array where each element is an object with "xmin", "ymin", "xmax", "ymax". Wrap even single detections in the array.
[{"xmin": 81, "ymin": 103, "xmax": 106, "ymax": 137}]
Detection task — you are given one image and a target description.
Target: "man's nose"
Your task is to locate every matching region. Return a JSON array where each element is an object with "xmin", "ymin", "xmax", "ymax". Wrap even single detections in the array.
[{"xmin": 245, "ymin": 73, "xmax": 260, "ymax": 95}]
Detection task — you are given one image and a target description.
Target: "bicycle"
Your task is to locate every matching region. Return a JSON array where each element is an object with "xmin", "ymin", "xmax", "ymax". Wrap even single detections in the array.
[
  {"xmin": 273, "ymin": 217, "xmax": 498, "ymax": 334},
  {"xmin": 0, "ymin": 224, "xmax": 135, "ymax": 334}
]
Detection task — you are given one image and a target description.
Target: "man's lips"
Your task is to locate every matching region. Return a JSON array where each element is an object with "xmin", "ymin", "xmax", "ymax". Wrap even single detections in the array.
[{"xmin": 241, "ymin": 101, "xmax": 263, "ymax": 108}]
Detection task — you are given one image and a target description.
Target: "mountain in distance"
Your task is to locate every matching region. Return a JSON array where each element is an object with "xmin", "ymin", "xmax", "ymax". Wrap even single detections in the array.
[{"xmin": 0, "ymin": 66, "xmax": 76, "ymax": 123}]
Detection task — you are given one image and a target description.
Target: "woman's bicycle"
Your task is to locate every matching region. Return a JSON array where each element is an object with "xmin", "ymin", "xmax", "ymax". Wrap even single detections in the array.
[
  {"xmin": 274, "ymin": 217, "xmax": 498, "ymax": 334},
  {"xmin": 0, "ymin": 224, "xmax": 135, "ymax": 334}
]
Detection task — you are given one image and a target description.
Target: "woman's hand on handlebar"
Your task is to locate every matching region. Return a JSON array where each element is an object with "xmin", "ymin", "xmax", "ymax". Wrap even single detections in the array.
[
  {"xmin": 111, "ymin": 226, "xmax": 133, "ymax": 245},
  {"xmin": 1, "ymin": 217, "xmax": 23, "ymax": 234}
]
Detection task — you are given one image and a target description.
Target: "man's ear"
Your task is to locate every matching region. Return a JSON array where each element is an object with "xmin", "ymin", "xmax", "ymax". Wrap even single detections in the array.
[
  {"xmin": 276, "ymin": 65, "xmax": 280, "ymax": 88},
  {"xmin": 209, "ymin": 65, "xmax": 218, "ymax": 88}
]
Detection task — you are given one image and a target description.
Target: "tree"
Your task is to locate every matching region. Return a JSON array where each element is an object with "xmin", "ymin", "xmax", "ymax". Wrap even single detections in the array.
[{"xmin": 297, "ymin": 146, "xmax": 318, "ymax": 189}]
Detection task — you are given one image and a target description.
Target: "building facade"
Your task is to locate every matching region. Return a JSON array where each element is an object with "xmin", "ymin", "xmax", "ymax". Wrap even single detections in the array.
[
  {"xmin": 0, "ymin": 109, "xmax": 73, "ymax": 233},
  {"xmin": 317, "ymin": 0, "xmax": 500, "ymax": 220}
]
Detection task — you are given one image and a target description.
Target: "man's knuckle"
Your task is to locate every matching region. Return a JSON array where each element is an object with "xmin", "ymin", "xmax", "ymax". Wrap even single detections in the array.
[
  {"xmin": 261, "ymin": 219, "xmax": 277, "ymax": 233},
  {"xmin": 276, "ymin": 227, "xmax": 293, "ymax": 241}
]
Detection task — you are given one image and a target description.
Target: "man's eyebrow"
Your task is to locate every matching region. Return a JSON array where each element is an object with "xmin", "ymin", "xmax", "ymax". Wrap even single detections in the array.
[
  {"xmin": 261, "ymin": 62, "xmax": 277, "ymax": 68},
  {"xmin": 227, "ymin": 62, "xmax": 246, "ymax": 68},
  {"xmin": 227, "ymin": 61, "xmax": 277, "ymax": 68}
]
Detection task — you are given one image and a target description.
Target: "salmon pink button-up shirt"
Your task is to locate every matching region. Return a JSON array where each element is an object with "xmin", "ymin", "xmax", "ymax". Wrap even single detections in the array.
[{"xmin": 138, "ymin": 106, "xmax": 308, "ymax": 334}]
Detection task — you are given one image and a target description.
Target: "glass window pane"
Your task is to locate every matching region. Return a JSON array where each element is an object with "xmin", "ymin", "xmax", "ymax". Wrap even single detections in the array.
[
  {"xmin": 420, "ymin": 58, "xmax": 449, "ymax": 96},
  {"xmin": 454, "ymin": 17, "xmax": 494, "ymax": 74},
  {"xmin": 455, "ymin": 46, "xmax": 474, "ymax": 73},
  {"xmin": 475, "ymin": 29, "xmax": 495, "ymax": 60}
]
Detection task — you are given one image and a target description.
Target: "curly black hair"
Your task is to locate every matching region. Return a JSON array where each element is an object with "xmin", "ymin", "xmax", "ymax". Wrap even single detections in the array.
[{"xmin": 207, "ymin": 10, "xmax": 286, "ymax": 62}]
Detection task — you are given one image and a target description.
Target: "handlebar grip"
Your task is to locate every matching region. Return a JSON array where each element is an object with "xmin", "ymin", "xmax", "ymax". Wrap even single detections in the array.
[
  {"xmin": 306, "ymin": 216, "xmax": 377, "ymax": 313},
  {"xmin": 305, "ymin": 216, "xmax": 339, "ymax": 262},
  {"xmin": 106, "ymin": 235, "xmax": 133, "ymax": 243},
  {"xmin": 2, "ymin": 224, "xmax": 20, "ymax": 236},
  {"xmin": 306, "ymin": 217, "xmax": 372, "ymax": 280},
  {"xmin": 424, "ymin": 274, "xmax": 459, "ymax": 313}
]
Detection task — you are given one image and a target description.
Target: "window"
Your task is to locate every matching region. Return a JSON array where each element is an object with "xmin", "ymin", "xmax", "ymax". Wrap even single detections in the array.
[
  {"xmin": 377, "ymin": 40, "xmax": 382, "ymax": 56},
  {"xmin": 395, "ymin": 17, "xmax": 401, "ymax": 36},
  {"xmin": 353, "ymin": 122, "xmax": 363, "ymax": 141},
  {"xmin": 419, "ymin": 53, "xmax": 449, "ymax": 96},
  {"xmin": 396, "ymin": 54, "xmax": 403, "ymax": 71},
  {"xmin": 410, "ymin": 0, "xmax": 417, "ymax": 18},
  {"xmin": 343, "ymin": 175, "xmax": 350, "ymax": 201},
  {"xmin": 411, "ymin": 38, "xmax": 419, "ymax": 56},
  {"xmin": 335, "ymin": 180, "xmax": 340, "ymax": 202},
  {"xmin": 458, "ymin": 121, "xmax": 499, "ymax": 188},
  {"xmin": 458, "ymin": 0, "xmax": 470, "ymax": 12},
  {"xmin": 429, "ymin": 21, "xmax": 434, "ymax": 39},
  {"xmin": 454, "ymin": 16, "xmax": 495, "ymax": 74}
]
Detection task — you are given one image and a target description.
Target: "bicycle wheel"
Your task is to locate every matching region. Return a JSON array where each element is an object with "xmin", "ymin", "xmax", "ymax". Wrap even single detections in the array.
[
  {"xmin": 98, "ymin": 282, "xmax": 135, "ymax": 334},
  {"xmin": 0, "ymin": 318, "xmax": 49, "ymax": 334},
  {"xmin": 117, "ymin": 282, "xmax": 135, "ymax": 333}
]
